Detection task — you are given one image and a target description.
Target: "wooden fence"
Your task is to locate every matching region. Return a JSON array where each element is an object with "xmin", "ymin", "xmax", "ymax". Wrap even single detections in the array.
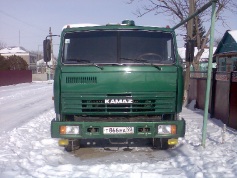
[
  {"xmin": 0, "ymin": 70, "xmax": 32, "ymax": 86},
  {"xmin": 189, "ymin": 70, "xmax": 237, "ymax": 129}
]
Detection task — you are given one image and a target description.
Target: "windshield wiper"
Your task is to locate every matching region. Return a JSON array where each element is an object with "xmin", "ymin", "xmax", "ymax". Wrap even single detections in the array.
[
  {"xmin": 64, "ymin": 59, "xmax": 91, "ymax": 63},
  {"xmin": 120, "ymin": 57, "xmax": 161, "ymax": 70},
  {"xmin": 64, "ymin": 59, "xmax": 103, "ymax": 70}
]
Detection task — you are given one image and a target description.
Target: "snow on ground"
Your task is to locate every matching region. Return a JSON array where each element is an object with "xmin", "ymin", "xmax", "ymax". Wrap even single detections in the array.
[
  {"xmin": 0, "ymin": 81, "xmax": 54, "ymax": 134},
  {"xmin": 0, "ymin": 82, "xmax": 236, "ymax": 178}
]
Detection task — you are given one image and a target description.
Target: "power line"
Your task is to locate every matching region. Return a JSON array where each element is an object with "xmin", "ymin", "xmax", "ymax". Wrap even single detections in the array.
[{"xmin": 0, "ymin": 9, "xmax": 45, "ymax": 31}]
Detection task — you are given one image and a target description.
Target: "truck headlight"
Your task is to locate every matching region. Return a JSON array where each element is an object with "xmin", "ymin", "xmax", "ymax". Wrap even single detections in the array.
[
  {"xmin": 158, "ymin": 125, "xmax": 176, "ymax": 134},
  {"xmin": 60, "ymin": 126, "xmax": 80, "ymax": 134}
]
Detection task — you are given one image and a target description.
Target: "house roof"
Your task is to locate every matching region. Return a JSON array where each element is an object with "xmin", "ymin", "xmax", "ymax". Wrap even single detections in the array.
[
  {"xmin": 37, "ymin": 58, "xmax": 56, "ymax": 66},
  {"xmin": 214, "ymin": 30, "xmax": 237, "ymax": 55},
  {"xmin": 178, "ymin": 47, "xmax": 216, "ymax": 62},
  {"xmin": 228, "ymin": 30, "xmax": 237, "ymax": 42},
  {"xmin": 0, "ymin": 46, "xmax": 29, "ymax": 54}
]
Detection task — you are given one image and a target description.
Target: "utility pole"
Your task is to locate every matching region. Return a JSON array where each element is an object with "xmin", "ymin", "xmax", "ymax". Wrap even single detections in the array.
[
  {"xmin": 202, "ymin": 0, "xmax": 217, "ymax": 148},
  {"xmin": 19, "ymin": 30, "xmax": 21, "ymax": 46},
  {"xmin": 49, "ymin": 27, "xmax": 54, "ymax": 61},
  {"xmin": 49, "ymin": 27, "xmax": 53, "ymax": 80},
  {"xmin": 183, "ymin": 0, "xmax": 195, "ymax": 106}
]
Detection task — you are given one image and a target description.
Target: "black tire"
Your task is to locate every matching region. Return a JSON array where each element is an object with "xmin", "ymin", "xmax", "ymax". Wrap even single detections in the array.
[
  {"xmin": 65, "ymin": 139, "xmax": 80, "ymax": 152},
  {"xmin": 152, "ymin": 138, "xmax": 169, "ymax": 150}
]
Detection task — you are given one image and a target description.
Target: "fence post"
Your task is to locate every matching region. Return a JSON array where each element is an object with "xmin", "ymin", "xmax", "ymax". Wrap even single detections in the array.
[
  {"xmin": 210, "ymin": 68, "xmax": 217, "ymax": 118},
  {"xmin": 227, "ymin": 72, "xmax": 233, "ymax": 126}
]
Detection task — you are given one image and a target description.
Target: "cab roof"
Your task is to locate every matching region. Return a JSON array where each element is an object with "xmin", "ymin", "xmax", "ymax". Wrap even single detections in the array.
[{"xmin": 62, "ymin": 20, "xmax": 173, "ymax": 32}]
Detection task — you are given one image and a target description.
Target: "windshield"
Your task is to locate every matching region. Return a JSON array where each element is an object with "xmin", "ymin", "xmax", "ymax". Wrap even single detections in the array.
[{"xmin": 63, "ymin": 30, "xmax": 175, "ymax": 64}]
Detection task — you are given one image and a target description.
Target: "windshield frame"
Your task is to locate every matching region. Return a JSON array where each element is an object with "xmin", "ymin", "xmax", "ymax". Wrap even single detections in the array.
[{"xmin": 61, "ymin": 29, "xmax": 177, "ymax": 66}]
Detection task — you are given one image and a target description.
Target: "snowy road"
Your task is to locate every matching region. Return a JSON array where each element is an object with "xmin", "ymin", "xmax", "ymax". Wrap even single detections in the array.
[
  {"xmin": 0, "ymin": 82, "xmax": 236, "ymax": 178},
  {"xmin": 0, "ymin": 82, "xmax": 54, "ymax": 134}
]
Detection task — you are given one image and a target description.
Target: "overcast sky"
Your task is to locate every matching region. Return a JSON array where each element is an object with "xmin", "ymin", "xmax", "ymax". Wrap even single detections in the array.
[{"xmin": 0, "ymin": 0, "xmax": 237, "ymax": 56}]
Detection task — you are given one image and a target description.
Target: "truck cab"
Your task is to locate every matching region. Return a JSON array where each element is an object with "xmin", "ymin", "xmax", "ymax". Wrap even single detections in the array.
[{"xmin": 44, "ymin": 20, "xmax": 185, "ymax": 151}]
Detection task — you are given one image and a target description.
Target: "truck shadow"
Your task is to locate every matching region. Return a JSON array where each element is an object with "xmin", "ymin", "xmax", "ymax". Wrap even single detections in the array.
[
  {"xmin": 78, "ymin": 138, "xmax": 153, "ymax": 149},
  {"xmin": 70, "ymin": 138, "xmax": 184, "ymax": 162}
]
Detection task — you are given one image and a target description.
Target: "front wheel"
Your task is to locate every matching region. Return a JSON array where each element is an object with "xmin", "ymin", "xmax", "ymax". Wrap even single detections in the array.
[
  {"xmin": 152, "ymin": 138, "xmax": 169, "ymax": 150},
  {"xmin": 65, "ymin": 139, "xmax": 80, "ymax": 152}
]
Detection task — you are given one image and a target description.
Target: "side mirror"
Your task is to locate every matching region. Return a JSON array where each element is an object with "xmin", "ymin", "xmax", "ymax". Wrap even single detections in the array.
[
  {"xmin": 185, "ymin": 40, "xmax": 195, "ymax": 62},
  {"xmin": 43, "ymin": 39, "xmax": 51, "ymax": 62}
]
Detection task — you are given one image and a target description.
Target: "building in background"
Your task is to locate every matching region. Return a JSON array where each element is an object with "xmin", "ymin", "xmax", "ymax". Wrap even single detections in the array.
[
  {"xmin": 214, "ymin": 30, "xmax": 237, "ymax": 72},
  {"xmin": 178, "ymin": 46, "xmax": 217, "ymax": 71},
  {"xmin": 0, "ymin": 46, "xmax": 37, "ymax": 73},
  {"xmin": 36, "ymin": 57, "xmax": 56, "ymax": 80}
]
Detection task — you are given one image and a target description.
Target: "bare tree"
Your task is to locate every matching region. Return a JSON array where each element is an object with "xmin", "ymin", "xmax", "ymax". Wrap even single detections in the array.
[
  {"xmin": 128, "ymin": 0, "xmax": 237, "ymax": 70},
  {"xmin": 0, "ymin": 40, "xmax": 7, "ymax": 50},
  {"xmin": 214, "ymin": 37, "xmax": 222, "ymax": 46}
]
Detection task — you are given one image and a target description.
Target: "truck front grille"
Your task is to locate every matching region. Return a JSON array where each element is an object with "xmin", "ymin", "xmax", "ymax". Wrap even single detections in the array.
[
  {"xmin": 81, "ymin": 99, "xmax": 156, "ymax": 112},
  {"xmin": 62, "ymin": 92, "xmax": 176, "ymax": 115}
]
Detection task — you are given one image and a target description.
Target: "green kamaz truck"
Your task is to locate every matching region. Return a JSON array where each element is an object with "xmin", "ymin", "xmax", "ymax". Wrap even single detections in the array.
[{"xmin": 43, "ymin": 20, "xmax": 185, "ymax": 151}]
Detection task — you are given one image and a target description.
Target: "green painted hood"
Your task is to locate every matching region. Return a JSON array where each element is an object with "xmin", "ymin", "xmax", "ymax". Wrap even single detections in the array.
[
  {"xmin": 55, "ymin": 65, "xmax": 181, "ymax": 115},
  {"xmin": 61, "ymin": 65, "xmax": 177, "ymax": 93}
]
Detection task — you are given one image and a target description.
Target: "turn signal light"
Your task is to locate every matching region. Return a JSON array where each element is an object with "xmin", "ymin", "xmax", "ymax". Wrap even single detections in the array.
[
  {"xmin": 60, "ymin": 126, "xmax": 66, "ymax": 134},
  {"xmin": 171, "ymin": 125, "xmax": 177, "ymax": 134}
]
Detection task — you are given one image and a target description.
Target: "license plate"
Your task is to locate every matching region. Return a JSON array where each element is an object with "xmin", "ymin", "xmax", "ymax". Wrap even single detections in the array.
[{"xmin": 103, "ymin": 127, "xmax": 134, "ymax": 134}]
